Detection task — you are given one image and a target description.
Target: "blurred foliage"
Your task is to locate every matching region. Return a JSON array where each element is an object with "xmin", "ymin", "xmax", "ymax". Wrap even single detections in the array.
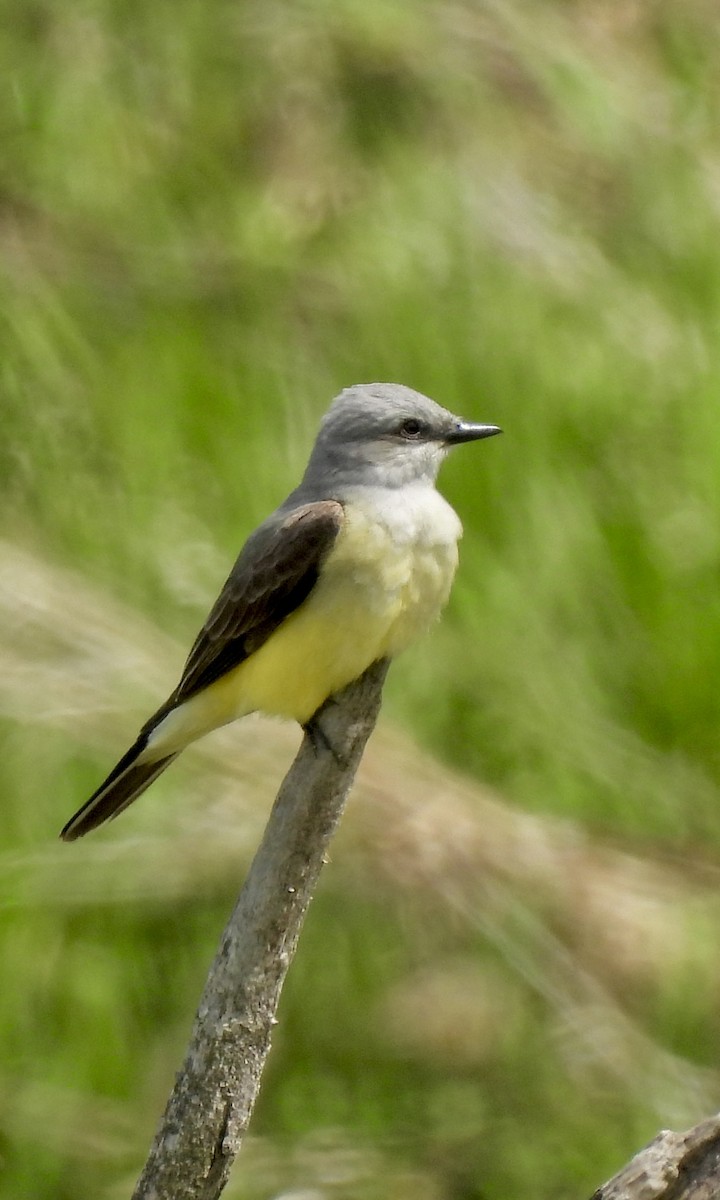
[{"xmin": 3, "ymin": 0, "xmax": 720, "ymax": 1196}]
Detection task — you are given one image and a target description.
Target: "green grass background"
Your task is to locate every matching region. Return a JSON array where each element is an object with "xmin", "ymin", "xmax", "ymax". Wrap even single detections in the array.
[{"xmin": 3, "ymin": 0, "xmax": 720, "ymax": 1196}]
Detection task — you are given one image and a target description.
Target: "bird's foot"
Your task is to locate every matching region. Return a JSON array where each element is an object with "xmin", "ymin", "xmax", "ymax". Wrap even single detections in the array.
[{"xmin": 302, "ymin": 713, "xmax": 346, "ymax": 767}]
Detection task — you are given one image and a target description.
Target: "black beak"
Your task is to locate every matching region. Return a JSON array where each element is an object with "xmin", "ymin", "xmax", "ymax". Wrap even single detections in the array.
[{"xmin": 445, "ymin": 422, "xmax": 502, "ymax": 445}]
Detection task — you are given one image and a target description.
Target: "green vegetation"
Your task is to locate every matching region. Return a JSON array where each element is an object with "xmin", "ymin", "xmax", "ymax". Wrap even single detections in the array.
[{"xmin": 3, "ymin": 0, "xmax": 720, "ymax": 1196}]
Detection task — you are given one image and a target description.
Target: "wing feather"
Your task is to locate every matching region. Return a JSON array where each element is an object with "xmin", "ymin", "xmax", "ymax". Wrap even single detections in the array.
[{"xmin": 169, "ymin": 500, "xmax": 344, "ymax": 704}]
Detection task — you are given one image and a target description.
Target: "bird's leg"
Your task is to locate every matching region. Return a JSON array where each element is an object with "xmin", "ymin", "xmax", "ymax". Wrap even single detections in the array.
[{"xmin": 302, "ymin": 705, "xmax": 346, "ymax": 767}]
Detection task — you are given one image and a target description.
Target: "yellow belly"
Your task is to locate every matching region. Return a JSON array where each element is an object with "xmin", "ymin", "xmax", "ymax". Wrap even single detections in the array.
[
  {"xmin": 224, "ymin": 505, "xmax": 457, "ymax": 723},
  {"xmin": 155, "ymin": 502, "xmax": 459, "ymax": 746}
]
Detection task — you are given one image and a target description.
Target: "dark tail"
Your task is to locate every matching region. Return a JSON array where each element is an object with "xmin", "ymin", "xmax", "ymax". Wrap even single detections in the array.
[{"xmin": 60, "ymin": 732, "xmax": 179, "ymax": 841}]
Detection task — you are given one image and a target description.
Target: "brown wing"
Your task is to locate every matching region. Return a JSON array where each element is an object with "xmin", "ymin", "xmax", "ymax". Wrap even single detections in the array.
[{"xmin": 170, "ymin": 500, "xmax": 344, "ymax": 705}]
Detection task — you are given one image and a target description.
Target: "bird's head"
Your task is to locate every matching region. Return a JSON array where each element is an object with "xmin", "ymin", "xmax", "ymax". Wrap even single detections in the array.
[{"xmin": 301, "ymin": 383, "xmax": 501, "ymax": 492}]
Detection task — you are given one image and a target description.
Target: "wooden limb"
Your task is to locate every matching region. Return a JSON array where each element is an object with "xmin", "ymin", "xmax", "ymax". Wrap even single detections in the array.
[
  {"xmin": 131, "ymin": 659, "xmax": 390, "ymax": 1200},
  {"xmin": 591, "ymin": 1115, "xmax": 720, "ymax": 1200}
]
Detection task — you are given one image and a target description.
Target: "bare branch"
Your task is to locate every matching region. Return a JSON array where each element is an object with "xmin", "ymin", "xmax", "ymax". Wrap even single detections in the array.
[
  {"xmin": 591, "ymin": 1115, "xmax": 720, "ymax": 1200},
  {"xmin": 132, "ymin": 658, "xmax": 390, "ymax": 1200}
]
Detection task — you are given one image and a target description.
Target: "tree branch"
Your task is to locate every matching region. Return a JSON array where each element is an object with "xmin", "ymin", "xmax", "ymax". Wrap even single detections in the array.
[
  {"xmin": 132, "ymin": 658, "xmax": 390, "ymax": 1200},
  {"xmin": 591, "ymin": 1115, "xmax": 720, "ymax": 1200}
]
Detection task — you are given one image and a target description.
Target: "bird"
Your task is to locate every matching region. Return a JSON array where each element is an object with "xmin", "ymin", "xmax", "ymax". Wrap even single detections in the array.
[{"xmin": 60, "ymin": 383, "xmax": 501, "ymax": 840}]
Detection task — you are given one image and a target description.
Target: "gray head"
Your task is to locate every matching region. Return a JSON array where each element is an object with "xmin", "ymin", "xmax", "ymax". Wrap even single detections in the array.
[{"xmin": 299, "ymin": 383, "xmax": 501, "ymax": 493}]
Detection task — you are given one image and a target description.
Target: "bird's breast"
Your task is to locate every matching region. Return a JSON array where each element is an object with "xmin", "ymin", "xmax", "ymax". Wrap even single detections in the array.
[
  {"xmin": 324, "ymin": 487, "xmax": 462, "ymax": 656},
  {"xmin": 192, "ymin": 488, "xmax": 462, "ymax": 726}
]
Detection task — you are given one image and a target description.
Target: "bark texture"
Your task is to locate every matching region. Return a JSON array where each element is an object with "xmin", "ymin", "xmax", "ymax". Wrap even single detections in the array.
[
  {"xmin": 132, "ymin": 659, "xmax": 389, "ymax": 1200},
  {"xmin": 592, "ymin": 1116, "xmax": 720, "ymax": 1200}
]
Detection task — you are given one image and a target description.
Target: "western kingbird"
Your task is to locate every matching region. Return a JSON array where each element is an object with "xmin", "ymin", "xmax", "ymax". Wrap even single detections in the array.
[{"xmin": 60, "ymin": 383, "xmax": 500, "ymax": 840}]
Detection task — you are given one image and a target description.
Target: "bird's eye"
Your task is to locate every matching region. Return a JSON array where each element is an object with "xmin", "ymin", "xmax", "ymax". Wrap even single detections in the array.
[{"xmin": 399, "ymin": 418, "xmax": 423, "ymax": 439}]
